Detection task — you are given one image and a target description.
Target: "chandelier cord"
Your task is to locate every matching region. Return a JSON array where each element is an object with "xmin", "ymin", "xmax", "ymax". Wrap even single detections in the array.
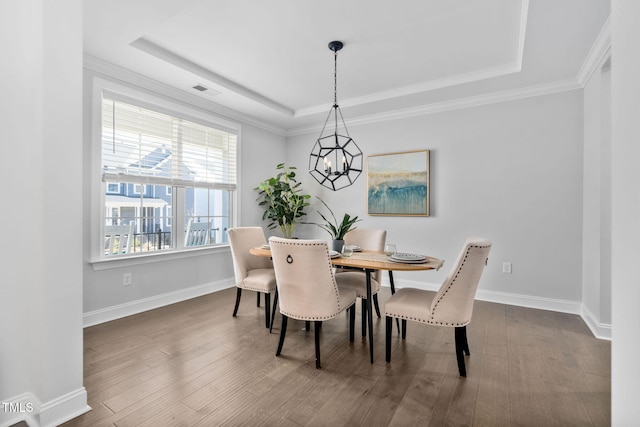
[
  {"xmin": 333, "ymin": 49, "xmax": 338, "ymax": 134},
  {"xmin": 332, "ymin": 47, "xmax": 350, "ymax": 138},
  {"xmin": 334, "ymin": 49, "xmax": 338, "ymax": 107}
]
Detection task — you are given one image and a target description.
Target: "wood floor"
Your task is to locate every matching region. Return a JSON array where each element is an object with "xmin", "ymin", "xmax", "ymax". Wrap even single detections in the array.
[{"xmin": 62, "ymin": 287, "xmax": 610, "ymax": 426}]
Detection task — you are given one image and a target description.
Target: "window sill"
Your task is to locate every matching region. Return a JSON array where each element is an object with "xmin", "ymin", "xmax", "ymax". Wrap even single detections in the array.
[{"xmin": 90, "ymin": 244, "xmax": 230, "ymax": 271}]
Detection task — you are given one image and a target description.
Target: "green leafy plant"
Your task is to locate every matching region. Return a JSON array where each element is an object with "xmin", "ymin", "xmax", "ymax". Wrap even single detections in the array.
[
  {"xmin": 255, "ymin": 163, "xmax": 311, "ymax": 238},
  {"xmin": 309, "ymin": 197, "xmax": 361, "ymax": 240}
]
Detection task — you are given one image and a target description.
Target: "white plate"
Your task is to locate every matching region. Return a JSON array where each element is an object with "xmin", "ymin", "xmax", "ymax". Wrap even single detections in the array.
[
  {"xmin": 390, "ymin": 257, "xmax": 428, "ymax": 264},
  {"xmin": 261, "ymin": 244, "xmax": 270, "ymax": 249},
  {"xmin": 329, "ymin": 250, "xmax": 341, "ymax": 258},
  {"xmin": 352, "ymin": 246, "xmax": 362, "ymax": 252},
  {"xmin": 391, "ymin": 253, "xmax": 426, "ymax": 262}
]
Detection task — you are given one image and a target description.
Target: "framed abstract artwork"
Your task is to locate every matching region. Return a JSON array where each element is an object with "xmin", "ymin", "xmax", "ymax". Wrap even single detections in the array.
[{"xmin": 367, "ymin": 150, "xmax": 430, "ymax": 216}]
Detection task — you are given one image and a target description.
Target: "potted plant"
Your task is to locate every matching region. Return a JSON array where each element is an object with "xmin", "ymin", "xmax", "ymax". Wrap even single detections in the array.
[
  {"xmin": 255, "ymin": 163, "xmax": 311, "ymax": 238},
  {"xmin": 308, "ymin": 197, "xmax": 361, "ymax": 251}
]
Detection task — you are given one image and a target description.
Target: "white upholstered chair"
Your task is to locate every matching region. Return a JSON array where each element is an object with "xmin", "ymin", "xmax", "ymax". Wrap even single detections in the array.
[
  {"xmin": 105, "ymin": 223, "xmax": 134, "ymax": 255},
  {"xmin": 334, "ymin": 228, "xmax": 386, "ymax": 335},
  {"xmin": 269, "ymin": 237, "xmax": 357, "ymax": 369},
  {"xmin": 228, "ymin": 227, "xmax": 277, "ymax": 329},
  {"xmin": 384, "ymin": 237, "xmax": 492, "ymax": 377}
]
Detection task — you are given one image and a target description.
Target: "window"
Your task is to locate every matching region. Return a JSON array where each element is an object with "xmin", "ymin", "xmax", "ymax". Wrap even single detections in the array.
[
  {"xmin": 100, "ymin": 95, "xmax": 237, "ymax": 257},
  {"xmin": 133, "ymin": 184, "xmax": 146, "ymax": 195},
  {"xmin": 185, "ymin": 187, "xmax": 231, "ymax": 245},
  {"xmin": 106, "ymin": 182, "xmax": 119, "ymax": 193}
]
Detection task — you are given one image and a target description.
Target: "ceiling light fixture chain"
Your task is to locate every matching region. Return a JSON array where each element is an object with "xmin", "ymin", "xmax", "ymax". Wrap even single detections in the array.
[{"xmin": 308, "ymin": 40, "xmax": 362, "ymax": 191}]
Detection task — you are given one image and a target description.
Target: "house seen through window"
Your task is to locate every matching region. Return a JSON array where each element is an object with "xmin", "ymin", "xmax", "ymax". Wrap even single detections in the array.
[{"xmin": 101, "ymin": 96, "xmax": 237, "ymax": 256}]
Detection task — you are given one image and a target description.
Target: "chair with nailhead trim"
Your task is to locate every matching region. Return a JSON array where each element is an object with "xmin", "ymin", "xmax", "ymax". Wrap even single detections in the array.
[
  {"xmin": 384, "ymin": 237, "xmax": 491, "ymax": 376},
  {"xmin": 269, "ymin": 237, "xmax": 357, "ymax": 369},
  {"xmin": 228, "ymin": 227, "xmax": 278, "ymax": 329}
]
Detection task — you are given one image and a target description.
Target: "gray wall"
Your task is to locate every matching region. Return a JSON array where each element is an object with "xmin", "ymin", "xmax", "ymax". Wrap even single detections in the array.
[{"xmin": 286, "ymin": 91, "xmax": 585, "ymax": 311}]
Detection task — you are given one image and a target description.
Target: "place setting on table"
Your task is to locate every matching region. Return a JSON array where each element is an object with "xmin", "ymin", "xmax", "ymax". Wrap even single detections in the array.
[{"xmin": 332, "ymin": 242, "xmax": 445, "ymax": 271}]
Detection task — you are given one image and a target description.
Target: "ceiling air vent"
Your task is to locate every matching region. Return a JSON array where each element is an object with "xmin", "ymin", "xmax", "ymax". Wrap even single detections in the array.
[{"xmin": 192, "ymin": 84, "xmax": 221, "ymax": 97}]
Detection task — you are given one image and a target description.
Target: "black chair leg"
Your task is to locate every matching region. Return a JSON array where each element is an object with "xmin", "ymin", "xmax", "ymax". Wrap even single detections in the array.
[
  {"xmin": 385, "ymin": 316, "xmax": 393, "ymax": 362},
  {"xmin": 305, "ymin": 321, "xmax": 311, "ymax": 331},
  {"xmin": 269, "ymin": 290, "xmax": 278, "ymax": 333},
  {"xmin": 257, "ymin": 292, "xmax": 260, "ymax": 307},
  {"xmin": 388, "ymin": 271, "xmax": 396, "ymax": 294},
  {"xmin": 232, "ymin": 288, "xmax": 242, "ymax": 317},
  {"xmin": 389, "ymin": 272, "xmax": 400, "ymax": 333},
  {"xmin": 455, "ymin": 326, "xmax": 468, "ymax": 377},
  {"xmin": 462, "ymin": 326, "xmax": 470, "ymax": 355},
  {"xmin": 373, "ymin": 294, "xmax": 381, "ymax": 318},
  {"xmin": 349, "ymin": 305, "xmax": 356, "ymax": 342},
  {"xmin": 276, "ymin": 315, "xmax": 288, "ymax": 356},
  {"xmin": 361, "ymin": 298, "xmax": 367, "ymax": 337},
  {"xmin": 314, "ymin": 321, "xmax": 323, "ymax": 369},
  {"xmin": 401, "ymin": 319, "xmax": 407, "ymax": 339},
  {"xmin": 264, "ymin": 292, "xmax": 271, "ymax": 328}
]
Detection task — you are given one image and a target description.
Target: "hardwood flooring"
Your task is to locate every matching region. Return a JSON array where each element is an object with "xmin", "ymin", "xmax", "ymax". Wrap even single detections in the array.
[{"xmin": 62, "ymin": 287, "xmax": 610, "ymax": 426}]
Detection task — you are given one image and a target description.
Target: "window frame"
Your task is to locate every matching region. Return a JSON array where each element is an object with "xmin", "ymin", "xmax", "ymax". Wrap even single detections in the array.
[
  {"xmin": 90, "ymin": 77, "xmax": 240, "ymax": 268},
  {"xmin": 106, "ymin": 182, "xmax": 119, "ymax": 194}
]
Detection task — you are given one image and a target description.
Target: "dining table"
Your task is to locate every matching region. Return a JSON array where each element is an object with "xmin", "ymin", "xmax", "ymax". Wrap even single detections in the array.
[{"xmin": 250, "ymin": 246, "xmax": 444, "ymax": 363}]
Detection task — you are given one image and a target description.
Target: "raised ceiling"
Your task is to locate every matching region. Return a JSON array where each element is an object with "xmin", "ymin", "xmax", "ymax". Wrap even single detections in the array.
[{"xmin": 84, "ymin": 0, "xmax": 610, "ymax": 134}]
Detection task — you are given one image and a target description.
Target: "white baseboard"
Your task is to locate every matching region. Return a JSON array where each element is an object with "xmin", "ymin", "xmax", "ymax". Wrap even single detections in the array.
[
  {"xmin": 381, "ymin": 278, "xmax": 609, "ymax": 340},
  {"xmin": 0, "ymin": 388, "xmax": 90, "ymax": 427},
  {"xmin": 83, "ymin": 279, "xmax": 234, "ymax": 327},
  {"xmin": 83, "ymin": 275, "xmax": 611, "ymax": 341},
  {"xmin": 40, "ymin": 388, "xmax": 90, "ymax": 427},
  {"xmin": 475, "ymin": 288, "xmax": 582, "ymax": 314},
  {"xmin": 580, "ymin": 305, "xmax": 612, "ymax": 340}
]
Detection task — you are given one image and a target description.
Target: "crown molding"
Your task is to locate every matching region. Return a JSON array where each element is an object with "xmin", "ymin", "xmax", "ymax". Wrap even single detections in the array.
[
  {"xmin": 576, "ymin": 15, "xmax": 612, "ymax": 87},
  {"xmin": 294, "ymin": 61, "xmax": 523, "ymax": 119},
  {"xmin": 287, "ymin": 79, "xmax": 581, "ymax": 136},
  {"xmin": 83, "ymin": 54, "xmax": 288, "ymax": 137}
]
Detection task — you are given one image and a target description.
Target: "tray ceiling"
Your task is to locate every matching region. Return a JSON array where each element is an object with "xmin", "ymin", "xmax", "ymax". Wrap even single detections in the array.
[{"xmin": 84, "ymin": 0, "xmax": 610, "ymax": 133}]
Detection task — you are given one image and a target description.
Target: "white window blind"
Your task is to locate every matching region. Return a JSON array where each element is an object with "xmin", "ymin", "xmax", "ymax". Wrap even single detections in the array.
[{"xmin": 102, "ymin": 97, "xmax": 237, "ymax": 190}]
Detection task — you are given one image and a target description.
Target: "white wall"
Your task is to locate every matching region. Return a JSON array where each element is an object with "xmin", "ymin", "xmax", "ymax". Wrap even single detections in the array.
[
  {"xmin": 287, "ymin": 91, "xmax": 585, "ymax": 311},
  {"xmin": 582, "ymin": 57, "xmax": 613, "ymax": 338},
  {"xmin": 81, "ymin": 70, "xmax": 287, "ymax": 321},
  {"xmin": 0, "ymin": 1, "xmax": 88, "ymax": 426},
  {"xmin": 611, "ymin": 0, "xmax": 640, "ymax": 423}
]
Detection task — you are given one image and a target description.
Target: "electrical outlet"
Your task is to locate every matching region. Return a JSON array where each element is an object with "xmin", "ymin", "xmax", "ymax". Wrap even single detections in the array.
[
  {"xmin": 122, "ymin": 273, "xmax": 133, "ymax": 286},
  {"xmin": 502, "ymin": 262, "xmax": 512, "ymax": 274}
]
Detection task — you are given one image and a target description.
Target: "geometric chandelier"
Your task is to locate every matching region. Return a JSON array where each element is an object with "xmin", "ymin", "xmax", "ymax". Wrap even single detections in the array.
[{"xmin": 309, "ymin": 41, "xmax": 363, "ymax": 191}]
